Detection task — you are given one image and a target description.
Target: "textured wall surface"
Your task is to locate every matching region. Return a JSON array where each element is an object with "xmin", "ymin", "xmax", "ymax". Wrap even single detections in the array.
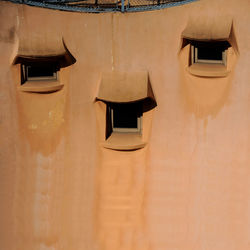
[{"xmin": 0, "ymin": 0, "xmax": 250, "ymax": 249}]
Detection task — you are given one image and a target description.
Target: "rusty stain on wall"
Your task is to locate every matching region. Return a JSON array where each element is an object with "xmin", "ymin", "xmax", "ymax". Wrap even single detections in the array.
[{"xmin": 1, "ymin": 0, "xmax": 250, "ymax": 250}]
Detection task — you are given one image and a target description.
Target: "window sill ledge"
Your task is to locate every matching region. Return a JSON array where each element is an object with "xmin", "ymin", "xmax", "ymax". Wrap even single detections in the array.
[
  {"xmin": 101, "ymin": 133, "xmax": 146, "ymax": 151},
  {"xmin": 187, "ymin": 64, "xmax": 230, "ymax": 78},
  {"xmin": 19, "ymin": 80, "xmax": 64, "ymax": 93}
]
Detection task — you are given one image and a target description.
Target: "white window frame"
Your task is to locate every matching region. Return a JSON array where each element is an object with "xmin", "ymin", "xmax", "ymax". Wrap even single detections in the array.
[
  {"xmin": 191, "ymin": 44, "xmax": 227, "ymax": 65},
  {"xmin": 22, "ymin": 64, "xmax": 58, "ymax": 82},
  {"xmin": 109, "ymin": 104, "xmax": 142, "ymax": 133}
]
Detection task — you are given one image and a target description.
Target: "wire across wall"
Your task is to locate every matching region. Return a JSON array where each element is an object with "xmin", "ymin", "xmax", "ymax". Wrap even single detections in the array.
[{"xmin": 6, "ymin": 0, "xmax": 197, "ymax": 13}]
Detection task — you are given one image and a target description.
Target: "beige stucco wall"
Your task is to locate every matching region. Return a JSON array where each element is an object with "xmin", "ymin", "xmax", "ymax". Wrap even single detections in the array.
[{"xmin": 0, "ymin": 0, "xmax": 250, "ymax": 249}]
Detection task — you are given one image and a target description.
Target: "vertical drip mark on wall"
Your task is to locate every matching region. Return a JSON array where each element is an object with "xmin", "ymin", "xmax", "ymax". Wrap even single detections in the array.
[
  {"xmin": 33, "ymin": 153, "xmax": 56, "ymax": 249},
  {"xmin": 111, "ymin": 14, "xmax": 115, "ymax": 71},
  {"xmin": 96, "ymin": 149, "xmax": 150, "ymax": 250},
  {"xmin": 17, "ymin": 5, "xmax": 26, "ymax": 30},
  {"xmin": 203, "ymin": 118, "xmax": 208, "ymax": 139},
  {"xmin": 16, "ymin": 13, "xmax": 19, "ymax": 29}
]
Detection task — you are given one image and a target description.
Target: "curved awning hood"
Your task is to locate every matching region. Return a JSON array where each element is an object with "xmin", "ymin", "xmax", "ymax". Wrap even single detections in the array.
[
  {"xmin": 182, "ymin": 16, "xmax": 233, "ymax": 41},
  {"xmin": 97, "ymin": 71, "xmax": 155, "ymax": 103},
  {"xmin": 13, "ymin": 34, "xmax": 75, "ymax": 67}
]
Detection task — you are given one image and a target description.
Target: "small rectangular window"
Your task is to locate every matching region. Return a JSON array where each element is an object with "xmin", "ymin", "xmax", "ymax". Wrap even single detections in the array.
[
  {"xmin": 21, "ymin": 63, "xmax": 58, "ymax": 84},
  {"xmin": 107, "ymin": 102, "xmax": 142, "ymax": 134},
  {"xmin": 191, "ymin": 41, "xmax": 229, "ymax": 65}
]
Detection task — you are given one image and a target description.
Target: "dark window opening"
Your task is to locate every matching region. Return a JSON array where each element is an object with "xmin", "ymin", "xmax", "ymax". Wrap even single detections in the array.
[
  {"xmin": 27, "ymin": 65, "xmax": 57, "ymax": 78},
  {"xmin": 106, "ymin": 102, "xmax": 142, "ymax": 137},
  {"xmin": 113, "ymin": 103, "xmax": 140, "ymax": 128},
  {"xmin": 21, "ymin": 63, "xmax": 59, "ymax": 84},
  {"xmin": 197, "ymin": 46, "xmax": 223, "ymax": 61},
  {"xmin": 191, "ymin": 41, "xmax": 230, "ymax": 65}
]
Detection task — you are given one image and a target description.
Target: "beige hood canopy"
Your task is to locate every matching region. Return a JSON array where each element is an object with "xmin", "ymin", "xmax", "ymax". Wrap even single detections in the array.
[
  {"xmin": 182, "ymin": 16, "xmax": 233, "ymax": 41},
  {"xmin": 13, "ymin": 34, "xmax": 75, "ymax": 67},
  {"xmin": 97, "ymin": 71, "xmax": 155, "ymax": 103}
]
